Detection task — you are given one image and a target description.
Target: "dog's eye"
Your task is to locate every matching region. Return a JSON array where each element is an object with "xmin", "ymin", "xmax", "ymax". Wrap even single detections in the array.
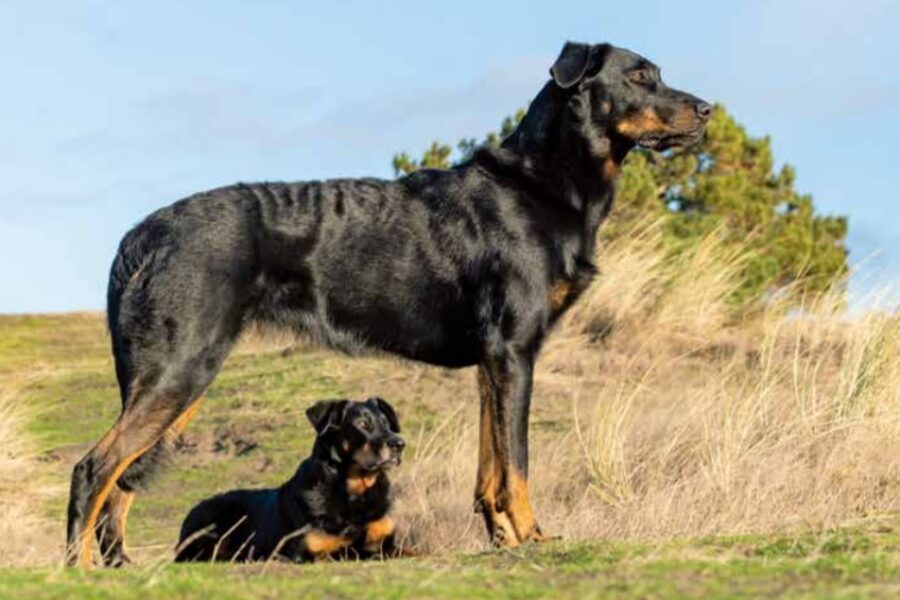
[
  {"xmin": 628, "ymin": 70, "xmax": 652, "ymax": 85},
  {"xmin": 356, "ymin": 418, "xmax": 372, "ymax": 432}
]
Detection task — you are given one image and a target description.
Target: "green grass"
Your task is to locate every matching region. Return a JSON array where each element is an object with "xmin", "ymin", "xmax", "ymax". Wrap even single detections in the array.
[
  {"xmin": 2, "ymin": 314, "xmax": 463, "ymax": 557},
  {"xmin": 5, "ymin": 531, "xmax": 900, "ymax": 599},
  {"xmin": 4, "ymin": 313, "xmax": 900, "ymax": 598}
]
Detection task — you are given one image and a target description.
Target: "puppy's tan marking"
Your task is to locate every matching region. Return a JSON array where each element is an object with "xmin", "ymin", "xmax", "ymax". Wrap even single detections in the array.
[
  {"xmin": 303, "ymin": 530, "xmax": 353, "ymax": 558},
  {"xmin": 365, "ymin": 516, "xmax": 396, "ymax": 546},
  {"xmin": 346, "ymin": 469, "xmax": 379, "ymax": 496}
]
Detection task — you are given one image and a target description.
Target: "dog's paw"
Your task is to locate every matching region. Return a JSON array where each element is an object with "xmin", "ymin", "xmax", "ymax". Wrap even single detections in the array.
[
  {"xmin": 107, "ymin": 552, "xmax": 132, "ymax": 568},
  {"xmin": 522, "ymin": 526, "xmax": 558, "ymax": 544}
]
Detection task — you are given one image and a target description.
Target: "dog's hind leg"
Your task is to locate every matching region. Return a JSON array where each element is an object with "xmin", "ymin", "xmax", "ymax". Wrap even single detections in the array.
[
  {"xmin": 474, "ymin": 344, "xmax": 546, "ymax": 547},
  {"xmin": 95, "ymin": 397, "xmax": 204, "ymax": 567},
  {"xmin": 96, "ymin": 487, "xmax": 134, "ymax": 567},
  {"xmin": 66, "ymin": 384, "xmax": 196, "ymax": 567},
  {"xmin": 68, "ymin": 318, "xmax": 237, "ymax": 567}
]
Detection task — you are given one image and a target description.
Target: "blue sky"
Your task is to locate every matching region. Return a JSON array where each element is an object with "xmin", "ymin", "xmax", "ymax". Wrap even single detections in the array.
[{"xmin": 1, "ymin": 0, "xmax": 898, "ymax": 313}]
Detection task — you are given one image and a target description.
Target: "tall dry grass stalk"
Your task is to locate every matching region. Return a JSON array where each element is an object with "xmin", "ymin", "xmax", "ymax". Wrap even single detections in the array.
[
  {"xmin": 0, "ymin": 379, "xmax": 57, "ymax": 566},
  {"xmin": 561, "ymin": 219, "xmax": 746, "ymax": 347}
]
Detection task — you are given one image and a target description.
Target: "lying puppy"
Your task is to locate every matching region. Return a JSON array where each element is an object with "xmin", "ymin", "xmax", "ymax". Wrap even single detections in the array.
[{"xmin": 175, "ymin": 397, "xmax": 405, "ymax": 562}]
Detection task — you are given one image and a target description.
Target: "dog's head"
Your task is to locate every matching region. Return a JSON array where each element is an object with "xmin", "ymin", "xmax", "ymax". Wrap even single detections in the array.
[
  {"xmin": 306, "ymin": 397, "xmax": 405, "ymax": 472},
  {"xmin": 548, "ymin": 41, "xmax": 710, "ymax": 152}
]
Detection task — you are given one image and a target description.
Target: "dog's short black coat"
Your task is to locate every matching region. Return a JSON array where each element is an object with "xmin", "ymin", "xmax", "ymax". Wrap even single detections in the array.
[
  {"xmin": 176, "ymin": 398, "xmax": 405, "ymax": 563},
  {"xmin": 66, "ymin": 40, "xmax": 710, "ymax": 567}
]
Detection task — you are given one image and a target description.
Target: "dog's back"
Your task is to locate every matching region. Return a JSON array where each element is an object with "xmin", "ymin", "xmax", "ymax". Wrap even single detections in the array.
[{"xmin": 176, "ymin": 488, "xmax": 283, "ymax": 562}]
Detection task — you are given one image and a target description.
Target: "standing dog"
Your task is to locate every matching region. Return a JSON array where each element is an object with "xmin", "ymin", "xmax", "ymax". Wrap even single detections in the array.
[
  {"xmin": 66, "ymin": 40, "xmax": 710, "ymax": 567},
  {"xmin": 176, "ymin": 398, "xmax": 405, "ymax": 563}
]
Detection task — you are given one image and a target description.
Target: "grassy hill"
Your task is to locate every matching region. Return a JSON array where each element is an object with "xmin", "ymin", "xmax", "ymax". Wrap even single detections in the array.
[{"xmin": 2, "ymin": 228, "xmax": 899, "ymax": 597}]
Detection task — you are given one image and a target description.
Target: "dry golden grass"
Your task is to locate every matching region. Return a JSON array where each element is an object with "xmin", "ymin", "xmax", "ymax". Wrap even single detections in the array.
[
  {"xmin": 0, "ymin": 379, "xmax": 57, "ymax": 566},
  {"xmin": 390, "ymin": 223, "xmax": 900, "ymax": 552}
]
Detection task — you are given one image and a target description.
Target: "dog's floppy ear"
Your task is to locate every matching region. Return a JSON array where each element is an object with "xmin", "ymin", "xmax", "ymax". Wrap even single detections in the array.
[
  {"xmin": 306, "ymin": 399, "xmax": 349, "ymax": 434},
  {"xmin": 372, "ymin": 397, "xmax": 400, "ymax": 433},
  {"xmin": 550, "ymin": 42, "xmax": 608, "ymax": 89},
  {"xmin": 550, "ymin": 42, "xmax": 591, "ymax": 89}
]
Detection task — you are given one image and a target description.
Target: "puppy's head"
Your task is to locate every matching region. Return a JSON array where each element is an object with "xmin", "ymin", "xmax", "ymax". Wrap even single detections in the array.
[
  {"xmin": 306, "ymin": 397, "xmax": 405, "ymax": 472},
  {"xmin": 549, "ymin": 41, "xmax": 711, "ymax": 152}
]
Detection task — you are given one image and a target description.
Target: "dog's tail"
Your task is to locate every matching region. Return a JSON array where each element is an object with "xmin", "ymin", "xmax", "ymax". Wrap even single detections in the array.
[{"xmin": 106, "ymin": 217, "xmax": 173, "ymax": 345}]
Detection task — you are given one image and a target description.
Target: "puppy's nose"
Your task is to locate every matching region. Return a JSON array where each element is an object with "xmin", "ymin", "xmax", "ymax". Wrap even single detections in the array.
[
  {"xmin": 696, "ymin": 101, "xmax": 712, "ymax": 120},
  {"xmin": 387, "ymin": 438, "xmax": 405, "ymax": 451}
]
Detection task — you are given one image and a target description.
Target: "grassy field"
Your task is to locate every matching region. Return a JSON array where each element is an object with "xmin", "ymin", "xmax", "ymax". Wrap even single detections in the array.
[
  {"xmin": 6, "ymin": 527, "xmax": 900, "ymax": 599},
  {"xmin": 2, "ymin": 227, "xmax": 899, "ymax": 597}
]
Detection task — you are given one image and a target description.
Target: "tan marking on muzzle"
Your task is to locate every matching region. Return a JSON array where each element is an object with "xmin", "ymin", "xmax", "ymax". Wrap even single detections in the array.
[{"xmin": 615, "ymin": 108, "xmax": 668, "ymax": 138}]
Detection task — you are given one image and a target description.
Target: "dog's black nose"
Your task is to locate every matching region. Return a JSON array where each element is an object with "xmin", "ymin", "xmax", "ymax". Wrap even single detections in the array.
[
  {"xmin": 696, "ymin": 102, "xmax": 712, "ymax": 120},
  {"xmin": 388, "ymin": 438, "xmax": 405, "ymax": 451}
]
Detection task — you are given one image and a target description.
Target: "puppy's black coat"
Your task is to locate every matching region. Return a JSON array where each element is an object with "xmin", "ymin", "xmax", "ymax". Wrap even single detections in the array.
[
  {"xmin": 67, "ymin": 41, "xmax": 710, "ymax": 566},
  {"xmin": 176, "ymin": 398, "xmax": 405, "ymax": 563}
]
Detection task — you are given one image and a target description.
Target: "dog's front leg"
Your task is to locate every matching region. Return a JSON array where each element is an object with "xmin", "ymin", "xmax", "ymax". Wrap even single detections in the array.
[
  {"xmin": 474, "ymin": 344, "xmax": 546, "ymax": 546},
  {"xmin": 301, "ymin": 529, "xmax": 354, "ymax": 561}
]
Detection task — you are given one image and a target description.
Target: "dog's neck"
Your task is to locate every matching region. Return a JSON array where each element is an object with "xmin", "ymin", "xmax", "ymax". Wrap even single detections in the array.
[
  {"xmin": 480, "ymin": 81, "xmax": 633, "ymax": 253},
  {"xmin": 345, "ymin": 466, "xmax": 381, "ymax": 497},
  {"xmin": 310, "ymin": 436, "xmax": 345, "ymax": 474}
]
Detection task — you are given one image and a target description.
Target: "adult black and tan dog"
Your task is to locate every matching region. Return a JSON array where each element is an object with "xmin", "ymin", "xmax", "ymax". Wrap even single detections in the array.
[
  {"xmin": 176, "ymin": 398, "xmax": 405, "ymax": 563},
  {"xmin": 66, "ymin": 40, "xmax": 709, "ymax": 567}
]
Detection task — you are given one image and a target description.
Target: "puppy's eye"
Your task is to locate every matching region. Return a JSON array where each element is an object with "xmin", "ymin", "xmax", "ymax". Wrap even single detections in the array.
[{"xmin": 356, "ymin": 418, "xmax": 372, "ymax": 432}]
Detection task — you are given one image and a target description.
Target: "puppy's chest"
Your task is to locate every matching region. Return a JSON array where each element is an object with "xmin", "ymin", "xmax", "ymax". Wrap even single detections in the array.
[
  {"xmin": 344, "ymin": 478, "xmax": 391, "ymax": 523},
  {"xmin": 346, "ymin": 473, "xmax": 379, "ymax": 498},
  {"xmin": 312, "ymin": 476, "xmax": 389, "ymax": 529}
]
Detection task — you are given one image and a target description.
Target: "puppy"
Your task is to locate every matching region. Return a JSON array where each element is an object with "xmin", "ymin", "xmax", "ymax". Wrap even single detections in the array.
[{"xmin": 175, "ymin": 397, "xmax": 405, "ymax": 563}]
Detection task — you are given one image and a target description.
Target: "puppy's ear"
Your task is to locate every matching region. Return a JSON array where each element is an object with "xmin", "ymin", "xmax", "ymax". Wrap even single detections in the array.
[
  {"xmin": 372, "ymin": 397, "xmax": 400, "ymax": 433},
  {"xmin": 306, "ymin": 399, "xmax": 349, "ymax": 434},
  {"xmin": 550, "ymin": 42, "xmax": 607, "ymax": 89}
]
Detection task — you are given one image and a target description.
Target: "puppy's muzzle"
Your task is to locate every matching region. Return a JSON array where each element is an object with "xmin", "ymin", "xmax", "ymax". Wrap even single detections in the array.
[{"xmin": 378, "ymin": 436, "xmax": 405, "ymax": 470}]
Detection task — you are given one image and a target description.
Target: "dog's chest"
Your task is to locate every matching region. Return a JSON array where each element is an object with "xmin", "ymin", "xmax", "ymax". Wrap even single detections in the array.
[
  {"xmin": 345, "ymin": 473, "xmax": 379, "ymax": 498},
  {"xmin": 548, "ymin": 247, "xmax": 597, "ymax": 315}
]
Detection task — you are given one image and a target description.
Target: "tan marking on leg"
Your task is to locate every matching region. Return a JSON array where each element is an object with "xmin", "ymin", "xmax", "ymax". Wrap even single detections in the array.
[
  {"xmin": 474, "ymin": 365, "xmax": 497, "ymax": 506},
  {"xmin": 98, "ymin": 487, "xmax": 135, "ymax": 565},
  {"xmin": 365, "ymin": 516, "xmax": 395, "ymax": 546},
  {"xmin": 101, "ymin": 396, "xmax": 202, "ymax": 566},
  {"xmin": 79, "ymin": 440, "xmax": 161, "ymax": 567},
  {"xmin": 364, "ymin": 516, "xmax": 403, "ymax": 557},
  {"xmin": 166, "ymin": 396, "xmax": 203, "ymax": 440},
  {"xmin": 474, "ymin": 366, "xmax": 519, "ymax": 547},
  {"xmin": 115, "ymin": 490, "xmax": 135, "ymax": 552},
  {"xmin": 303, "ymin": 530, "xmax": 353, "ymax": 559},
  {"xmin": 505, "ymin": 468, "xmax": 548, "ymax": 542},
  {"xmin": 76, "ymin": 396, "xmax": 202, "ymax": 568}
]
